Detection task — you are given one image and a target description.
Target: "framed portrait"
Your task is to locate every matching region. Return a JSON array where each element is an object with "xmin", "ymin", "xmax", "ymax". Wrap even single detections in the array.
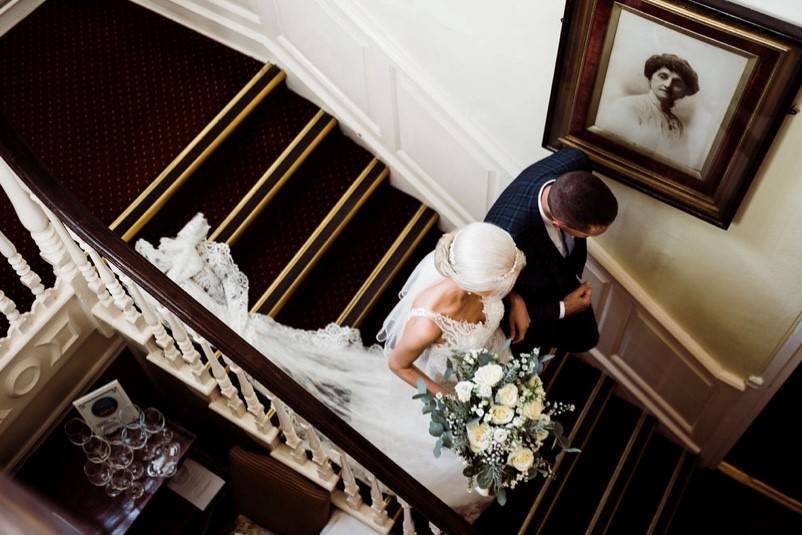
[{"xmin": 544, "ymin": 0, "xmax": 802, "ymax": 228}]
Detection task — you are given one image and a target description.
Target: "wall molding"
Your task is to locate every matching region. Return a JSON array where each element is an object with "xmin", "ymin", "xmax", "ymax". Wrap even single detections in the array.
[{"xmin": 588, "ymin": 240, "xmax": 745, "ymax": 390}]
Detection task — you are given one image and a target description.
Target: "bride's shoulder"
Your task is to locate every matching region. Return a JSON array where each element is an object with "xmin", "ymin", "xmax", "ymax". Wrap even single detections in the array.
[{"xmin": 410, "ymin": 279, "xmax": 462, "ymax": 316}]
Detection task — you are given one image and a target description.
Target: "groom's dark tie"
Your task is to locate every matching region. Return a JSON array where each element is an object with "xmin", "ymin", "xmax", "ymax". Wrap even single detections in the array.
[{"xmin": 559, "ymin": 229, "xmax": 569, "ymax": 257}]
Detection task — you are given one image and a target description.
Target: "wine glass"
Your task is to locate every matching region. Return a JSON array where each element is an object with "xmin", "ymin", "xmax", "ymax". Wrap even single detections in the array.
[
  {"xmin": 83, "ymin": 461, "xmax": 111, "ymax": 487},
  {"xmin": 64, "ymin": 418, "xmax": 92, "ymax": 446},
  {"xmin": 108, "ymin": 442, "xmax": 134, "ymax": 470},
  {"xmin": 121, "ymin": 404, "xmax": 143, "ymax": 428},
  {"xmin": 128, "ymin": 460, "xmax": 145, "ymax": 480},
  {"xmin": 140, "ymin": 408, "xmax": 165, "ymax": 435},
  {"xmin": 126, "ymin": 479, "xmax": 145, "ymax": 500},
  {"xmin": 105, "ymin": 469, "xmax": 132, "ymax": 497},
  {"xmin": 121, "ymin": 425, "xmax": 148, "ymax": 450},
  {"xmin": 82, "ymin": 435, "xmax": 110, "ymax": 463},
  {"xmin": 98, "ymin": 418, "xmax": 123, "ymax": 443},
  {"xmin": 147, "ymin": 442, "xmax": 181, "ymax": 478}
]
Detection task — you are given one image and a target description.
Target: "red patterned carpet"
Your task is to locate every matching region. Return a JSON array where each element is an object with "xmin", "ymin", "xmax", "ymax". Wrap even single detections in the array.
[
  {"xmin": 134, "ymin": 84, "xmax": 320, "ymax": 244},
  {"xmin": 0, "ymin": 0, "xmax": 261, "ymax": 331}
]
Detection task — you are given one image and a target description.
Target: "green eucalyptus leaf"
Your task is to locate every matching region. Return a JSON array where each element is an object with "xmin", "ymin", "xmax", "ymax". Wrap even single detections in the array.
[
  {"xmin": 496, "ymin": 487, "xmax": 507, "ymax": 506},
  {"xmin": 433, "ymin": 438, "xmax": 443, "ymax": 458},
  {"xmin": 429, "ymin": 421, "xmax": 444, "ymax": 436},
  {"xmin": 416, "ymin": 378, "xmax": 428, "ymax": 395}
]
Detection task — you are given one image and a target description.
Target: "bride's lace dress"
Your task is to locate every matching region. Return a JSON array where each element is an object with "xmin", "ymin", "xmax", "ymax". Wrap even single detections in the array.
[{"xmin": 136, "ymin": 214, "xmax": 509, "ymax": 519}]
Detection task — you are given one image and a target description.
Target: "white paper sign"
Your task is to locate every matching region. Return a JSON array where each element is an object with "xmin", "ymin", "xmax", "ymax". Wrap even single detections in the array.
[{"xmin": 167, "ymin": 458, "xmax": 225, "ymax": 511}]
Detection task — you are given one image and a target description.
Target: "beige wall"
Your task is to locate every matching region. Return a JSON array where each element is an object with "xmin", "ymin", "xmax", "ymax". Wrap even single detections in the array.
[{"xmin": 352, "ymin": 0, "xmax": 802, "ymax": 377}]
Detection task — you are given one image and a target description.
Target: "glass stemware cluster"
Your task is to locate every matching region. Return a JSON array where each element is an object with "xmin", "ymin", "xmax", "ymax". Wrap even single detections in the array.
[{"xmin": 64, "ymin": 406, "xmax": 182, "ymax": 500}]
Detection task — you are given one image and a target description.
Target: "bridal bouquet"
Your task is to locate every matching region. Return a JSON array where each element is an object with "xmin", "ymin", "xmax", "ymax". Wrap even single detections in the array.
[{"xmin": 414, "ymin": 348, "xmax": 576, "ymax": 505}]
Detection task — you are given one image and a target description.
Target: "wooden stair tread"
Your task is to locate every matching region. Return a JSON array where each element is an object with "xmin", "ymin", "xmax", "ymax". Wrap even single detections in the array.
[
  {"xmin": 112, "ymin": 64, "xmax": 286, "ymax": 241},
  {"xmin": 535, "ymin": 395, "xmax": 643, "ymax": 534},
  {"xmin": 356, "ymin": 232, "xmax": 440, "ymax": 344},
  {"xmin": 604, "ymin": 432, "xmax": 684, "ymax": 534},
  {"xmin": 228, "ymin": 133, "xmax": 374, "ymax": 308},
  {"xmin": 129, "ymin": 81, "xmax": 319, "ymax": 244},
  {"xmin": 274, "ymin": 184, "xmax": 427, "ymax": 330}
]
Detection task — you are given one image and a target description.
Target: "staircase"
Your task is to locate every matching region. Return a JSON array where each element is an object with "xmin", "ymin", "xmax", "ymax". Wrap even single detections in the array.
[{"xmin": 2, "ymin": 1, "xmax": 802, "ymax": 534}]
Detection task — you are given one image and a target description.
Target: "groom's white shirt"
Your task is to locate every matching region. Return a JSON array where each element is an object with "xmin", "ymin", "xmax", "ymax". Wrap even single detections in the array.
[{"xmin": 538, "ymin": 179, "xmax": 574, "ymax": 320}]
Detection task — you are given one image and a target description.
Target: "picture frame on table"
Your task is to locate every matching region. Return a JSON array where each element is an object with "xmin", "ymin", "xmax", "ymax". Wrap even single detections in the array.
[
  {"xmin": 72, "ymin": 380, "xmax": 139, "ymax": 433},
  {"xmin": 544, "ymin": 0, "xmax": 802, "ymax": 228}
]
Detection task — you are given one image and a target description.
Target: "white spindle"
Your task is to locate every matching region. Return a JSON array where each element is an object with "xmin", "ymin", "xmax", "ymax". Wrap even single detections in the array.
[
  {"xmin": 301, "ymin": 419, "xmax": 335, "ymax": 480},
  {"xmin": 399, "ymin": 499, "xmax": 416, "ymax": 535},
  {"xmin": 273, "ymin": 398, "xmax": 307, "ymax": 464},
  {"xmin": 197, "ymin": 337, "xmax": 245, "ymax": 416},
  {"xmin": 81, "ymin": 244, "xmax": 139, "ymax": 323},
  {"xmin": 157, "ymin": 306, "xmax": 203, "ymax": 374},
  {"xmin": 222, "ymin": 356, "xmax": 273, "ymax": 431},
  {"xmin": 338, "ymin": 450, "xmax": 363, "ymax": 509},
  {"xmin": 0, "ymin": 289, "xmax": 21, "ymax": 328},
  {"xmin": 0, "ymin": 229, "xmax": 44, "ymax": 297},
  {"xmin": 0, "ymin": 162, "xmax": 73, "ymax": 279},
  {"xmin": 44, "ymin": 211, "xmax": 114, "ymax": 309},
  {"xmin": 369, "ymin": 473, "xmax": 390, "ymax": 525},
  {"xmin": 118, "ymin": 274, "xmax": 182, "ymax": 367},
  {"xmin": 428, "ymin": 523, "xmax": 442, "ymax": 535}
]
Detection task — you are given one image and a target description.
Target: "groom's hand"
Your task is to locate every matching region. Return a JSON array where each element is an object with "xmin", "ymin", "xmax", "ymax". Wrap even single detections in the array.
[
  {"xmin": 508, "ymin": 292, "xmax": 531, "ymax": 343},
  {"xmin": 564, "ymin": 282, "xmax": 592, "ymax": 316}
]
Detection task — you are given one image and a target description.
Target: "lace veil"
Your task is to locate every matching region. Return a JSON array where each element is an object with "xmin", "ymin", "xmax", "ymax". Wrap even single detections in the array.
[{"xmin": 377, "ymin": 251, "xmax": 443, "ymax": 357}]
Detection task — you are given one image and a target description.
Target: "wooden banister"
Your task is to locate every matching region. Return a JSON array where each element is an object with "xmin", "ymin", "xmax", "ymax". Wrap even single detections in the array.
[{"xmin": 0, "ymin": 116, "xmax": 475, "ymax": 535}]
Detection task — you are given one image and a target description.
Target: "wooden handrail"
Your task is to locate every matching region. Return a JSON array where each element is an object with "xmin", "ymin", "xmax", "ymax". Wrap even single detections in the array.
[{"xmin": 0, "ymin": 116, "xmax": 475, "ymax": 535}]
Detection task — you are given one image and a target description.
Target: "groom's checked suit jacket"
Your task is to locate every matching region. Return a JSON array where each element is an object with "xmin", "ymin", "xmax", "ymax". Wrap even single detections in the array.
[{"xmin": 485, "ymin": 148, "xmax": 598, "ymax": 352}]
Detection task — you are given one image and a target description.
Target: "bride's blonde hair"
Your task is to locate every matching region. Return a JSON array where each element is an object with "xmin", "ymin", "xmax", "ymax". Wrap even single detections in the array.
[{"xmin": 434, "ymin": 222, "xmax": 526, "ymax": 296}]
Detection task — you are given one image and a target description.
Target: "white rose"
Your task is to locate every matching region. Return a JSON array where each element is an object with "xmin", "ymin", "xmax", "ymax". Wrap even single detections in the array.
[
  {"xmin": 508, "ymin": 447, "xmax": 535, "ymax": 472},
  {"xmin": 528, "ymin": 375, "xmax": 543, "ymax": 389},
  {"xmin": 521, "ymin": 399, "xmax": 544, "ymax": 420},
  {"xmin": 489, "ymin": 404, "xmax": 514, "ymax": 425},
  {"xmin": 473, "ymin": 364, "xmax": 504, "ymax": 388},
  {"xmin": 493, "ymin": 428, "xmax": 509, "ymax": 444},
  {"xmin": 466, "ymin": 421, "xmax": 491, "ymax": 452},
  {"xmin": 495, "ymin": 384, "xmax": 518, "ymax": 407},
  {"xmin": 477, "ymin": 384, "xmax": 492, "ymax": 398},
  {"xmin": 513, "ymin": 416, "xmax": 525, "ymax": 427},
  {"xmin": 455, "ymin": 381, "xmax": 474, "ymax": 403}
]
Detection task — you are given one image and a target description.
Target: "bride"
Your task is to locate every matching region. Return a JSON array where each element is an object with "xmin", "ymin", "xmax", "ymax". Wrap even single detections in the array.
[{"xmin": 136, "ymin": 215, "xmax": 526, "ymax": 519}]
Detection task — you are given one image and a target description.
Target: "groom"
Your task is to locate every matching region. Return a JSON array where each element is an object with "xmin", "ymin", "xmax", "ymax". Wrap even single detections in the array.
[{"xmin": 485, "ymin": 148, "xmax": 617, "ymax": 353}]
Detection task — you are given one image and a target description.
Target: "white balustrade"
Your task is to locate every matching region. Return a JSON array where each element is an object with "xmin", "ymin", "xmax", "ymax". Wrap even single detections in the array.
[
  {"xmin": 41, "ymin": 206, "xmax": 114, "ymax": 309},
  {"xmin": 301, "ymin": 418, "xmax": 335, "ymax": 480},
  {"xmin": 399, "ymin": 499, "xmax": 416, "ymax": 535},
  {"xmin": 157, "ymin": 306, "xmax": 203, "ymax": 374},
  {"xmin": 273, "ymin": 398, "xmax": 307, "ymax": 464},
  {"xmin": 0, "ymin": 162, "xmax": 73, "ymax": 279},
  {"xmin": 118, "ymin": 274, "xmax": 182, "ymax": 367},
  {"xmin": 197, "ymin": 337, "xmax": 246, "ymax": 417},
  {"xmin": 338, "ymin": 449, "xmax": 363, "ymax": 509},
  {"xmin": 80, "ymin": 244, "xmax": 139, "ymax": 324},
  {"xmin": 369, "ymin": 473, "xmax": 390, "ymax": 525},
  {"xmin": 0, "ymin": 289, "xmax": 21, "ymax": 329},
  {"xmin": 0, "ymin": 229, "xmax": 44, "ymax": 297},
  {"xmin": 221, "ymin": 355, "xmax": 274, "ymax": 434}
]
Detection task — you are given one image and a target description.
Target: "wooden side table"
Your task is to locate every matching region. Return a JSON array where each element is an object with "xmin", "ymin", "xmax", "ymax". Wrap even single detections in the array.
[{"xmin": 17, "ymin": 417, "xmax": 195, "ymax": 535}]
